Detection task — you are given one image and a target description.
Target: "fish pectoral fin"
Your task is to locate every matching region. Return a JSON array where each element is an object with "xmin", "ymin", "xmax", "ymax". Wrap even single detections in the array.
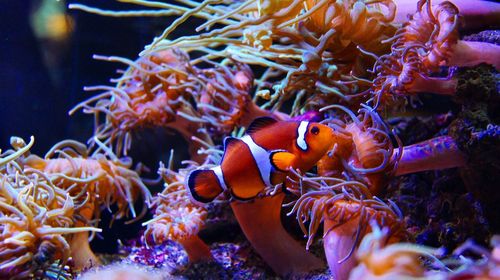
[
  {"xmin": 270, "ymin": 150, "xmax": 296, "ymax": 172},
  {"xmin": 187, "ymin": 169, "xmax": 224, "ymax": 203}
]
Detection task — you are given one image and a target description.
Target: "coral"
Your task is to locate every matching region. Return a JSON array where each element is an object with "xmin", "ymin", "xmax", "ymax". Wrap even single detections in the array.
[
  {"xmin": 388, "ymin": 167, "xmax": 491, "ymax": 251},
  {"xmin": 454, "ymin": 64, "xmax": 498, "ymax": 103},
  {"xmin": 447, "ymin": 63, "xmax": 500, "ymax": 230},
  {"xmin": 464, "ymin": 30, "xmax": 500, "ymax": 46},
  {"xmin": 143, "ymin": 161, "xmax": 211, "ymax": 262}
]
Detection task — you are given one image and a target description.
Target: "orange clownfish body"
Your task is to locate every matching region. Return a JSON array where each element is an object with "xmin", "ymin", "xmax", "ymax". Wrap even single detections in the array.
[{"xmin": 187, "ymin": 117, "xmax": 335, "ymax": 203}]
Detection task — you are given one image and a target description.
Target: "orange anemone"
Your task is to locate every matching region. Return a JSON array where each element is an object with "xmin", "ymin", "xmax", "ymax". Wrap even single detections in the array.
[{"xmin": 143, "ymin": 162, "xmax": 211, "ymax": 263}]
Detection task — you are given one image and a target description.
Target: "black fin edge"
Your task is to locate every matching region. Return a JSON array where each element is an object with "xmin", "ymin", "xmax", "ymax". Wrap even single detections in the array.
[
  {"xmin": 187, "ymin": 169, "xmax": 222, "ymax": 204},
  {"xmin": 246, "ymin": 117, "xmax": 278, "ymax": 135},
  {"xmin": 222, "ymin": 136, "xmax": 242, "ymax": 163},
  {"xmin": 269, "ymin": 149, "xmax": 289, "ymax": 172}
]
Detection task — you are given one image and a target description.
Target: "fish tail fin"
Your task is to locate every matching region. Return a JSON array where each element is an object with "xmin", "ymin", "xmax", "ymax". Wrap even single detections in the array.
[{"xmin": 187, "ymin": 169, "xmax": 224, "ymax": 203}]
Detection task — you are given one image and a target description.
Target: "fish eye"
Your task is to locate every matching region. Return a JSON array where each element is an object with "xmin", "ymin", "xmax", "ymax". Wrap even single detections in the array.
[{"xmin": 311, "ymin": 126, "xmax": 319, "ymax": 135}]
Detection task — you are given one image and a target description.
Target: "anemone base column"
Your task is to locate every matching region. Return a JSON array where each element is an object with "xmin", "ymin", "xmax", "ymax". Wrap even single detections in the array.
[
  {"xmin": 323, "ymin": 218, "xmax": 359, "ymax": 280},
  {"xmin": 231, "ymin": 193, "xmax": 324, "ymax": 276},
  {"xmin": 178, "ymin": 235, "xmax": 213, "ymax": 263},
  {"xmin": 395, "ymin": 136, "xmax": 466, "ymax": 176},
  {"xmin": 69, "ymin": 231, "xmax": 101, "ymax": 270}
]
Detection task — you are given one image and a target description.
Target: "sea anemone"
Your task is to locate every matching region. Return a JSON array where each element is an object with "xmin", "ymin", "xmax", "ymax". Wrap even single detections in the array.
[
  {"xmin": 447, "ymin": 236, "xmax": 500, "ymax": 279},
  {"xmin": 348, "ymin": 222, "xmax": 446, "ymax": 279},
  {"xmin": 368, "ymin": 46, "xmax": 458, "ymax": 108},
  {"xmin": 318, "ymin": 104, "xmax": 401, "ymax": 195},
  {"xmin": 69, "ymin": 49, "xmax": 214, "ymax": 160},
  {"xmin": 288, "ymin": 173, "xmax": 405, "ymax": 280},
  {"xmin": 0, "ymin": 137, "xmax": 100, "ymax": 278},
  {"xmin": 69, "ymin": 0, "xmax": 398, "ymax": 112},
  {"xmin": 349, "ymin": 226, "xmax": 500, "ymax": 279},
  {"xmin": 183, "ymin": 59, "xmax": 286, "ymax": 136},
  {"xmin": 391, "ymin": 0, "xmax": 500, "ymax": 71},
  {"xmin": 143, "ymin": 160, "xmax": 212, "ymax": 263},
  {"xmin": 368, "ymin": 0, "xmax": 500, "ymax": 108},
  {"xmin": 23, "ymin": 139, "xmax": 151, "ymax": 223},
  {"xmin": 393, "ymin": 0, "xmax": 500, "ymax": 30},
  {"xmin": 70, "ymin": 46, "xmax": 284, "ymax": 161},
  {"xmin": 20, "ymin": 139, "xmax": 151, "ymax": 269},
  {"xmin": 0, "ymin": 136, "xmax": 35, "ymax": 168},
  {"xmin": 302, "ymin": 0, "xmax": 397, "ymax": 54}
]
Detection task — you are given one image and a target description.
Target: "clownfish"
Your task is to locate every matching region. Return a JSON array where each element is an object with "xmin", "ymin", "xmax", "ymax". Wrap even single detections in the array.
[{"xmin": 187, "ymin": 117, "xmax": 335, "ymax": 203}]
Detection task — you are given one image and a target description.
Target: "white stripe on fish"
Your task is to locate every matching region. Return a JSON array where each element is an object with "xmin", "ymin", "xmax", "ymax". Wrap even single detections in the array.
[
  {"xmin": 297, "ymin": 121, "xmax": 309, "ymax": 151},
  {"xmin": 211, "ymin": 165, "xmax": 228, "ymax": 191},
  {"xmin": 241, "ymin": 135, "xmax": 272, "ymax": 187}
]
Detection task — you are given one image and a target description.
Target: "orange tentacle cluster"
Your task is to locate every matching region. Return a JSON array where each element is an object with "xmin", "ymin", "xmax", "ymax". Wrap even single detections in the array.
[
  {"xmin": 71, "ymin": 49, "xmax": 198, "ymax": 156},
  {"xmin": 368, "ymin": 0, "xmax": 462, "ymax": 107},
  {"xmin": 287, "ymin": 172, "xmax": 405, "ymax": 279},
  {"xmin": 22, "ymin": 140, "xmax": 152, "ymax": 225},
  {"xmin": 392, "ymin": 0, "xmax": 459, "ymax": 70},
  {"xmin": 118, "ymin": 0, "xmax": 399, "ymax": 111},
  {"xmin": 303, "ymin": 0, "xmax": 397, "ymax": 54},
  {"xmin": 143, "ymin": 163, "xmax": 207, "ymax": 245},
  {"xmin": 143, "ymin": 162, "xmax": 211, "ymax": 262},
  {"xmin": 349, "ymin": 224, "xmax": 441, "ymax": 279},
  {"xmin": 0, "ymin": 138, "xmax": 100, "ymax": 278},
  {"xmin": 318, "ymin": 105, "xmax": 400, "ymax": 195},
  {"xmin": 195, "ymin": 61, "xmax": 259, "ymax": 135},
  {"xmin": 288, "ymin": 174, "xmax": 404, "ymax": 249},
  {"xmin": 71, "ymin": 46, "xmax": 268, "ymax": 159},
  {"xmin": 256, "ymin": 0, "xmax": 398, "ymax": 108},
  {"xmin": 240, "ymin": 0, "xmax": 305, "ymax": 50}
]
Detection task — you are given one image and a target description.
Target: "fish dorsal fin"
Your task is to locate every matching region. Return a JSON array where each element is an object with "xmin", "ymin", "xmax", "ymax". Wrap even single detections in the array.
[
  {"xmin": 222, "ymin": 136, "xmax": 240, "ymax": 162},
  {"xmin": 246, "ymin": 117, "xmax": 278, "ymax": 136},
  {"xmin": 223, "ymin": 136, "xmax": 238, "ymax": 150},
  {"xmin": 270, "ymin": 150, "xmax": 296, "ymax": 172}
]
